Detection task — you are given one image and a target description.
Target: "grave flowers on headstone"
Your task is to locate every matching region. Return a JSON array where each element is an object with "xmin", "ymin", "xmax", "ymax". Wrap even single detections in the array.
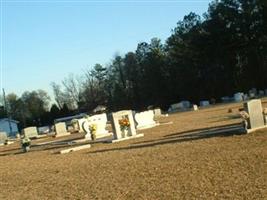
[
  {"xmin": 89, "ymin": 124, "xmax": 97, "ymax": 140},
  {"xmin": 118, "ymin": 117, "xmax": 130, "ymax": 137}
]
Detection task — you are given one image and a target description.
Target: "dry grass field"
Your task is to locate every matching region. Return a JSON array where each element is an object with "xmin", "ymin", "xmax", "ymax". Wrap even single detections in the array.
[{"xmin": 0, "ymin": 100, "xmax": 266, "ymax": 200}]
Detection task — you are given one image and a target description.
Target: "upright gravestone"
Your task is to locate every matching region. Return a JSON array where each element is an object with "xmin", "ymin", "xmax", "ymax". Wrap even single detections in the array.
[
  {"xmin": 111, "ymin": 110, "xmax": 143, "ymax": 142},
  {"xmin": 192, "ymin": 104, "xmax": 198, "ymax": 111},
  {"xmin": 244, "ymin": 99, "xmax": 265, "ymax": 129},
  {"xmin": 87, "ymin": 113, "xmax": 109, "ymax": 137},
  {"xmin": 55, "ymin": 122, "xmax": 70, "ymax": 137},
  {"xmin": 0, "ymin": 132, "xmax": 7, "ymax": 144},
  {"xmin": 153, "ymin": 108, "xmax": 162, "ymax": 117},
  {"xmin": 78, "ymin": 118, "xmax": 88, "ymax": 133},
  {"xmin": 258, "ymin": 90, "xmax": 265, "ymax": 97},
  {"xmin": 81, "ymin": 113, "xmax": 111, "ymax": 140},
  {"xmin": 234, "ymin": 92, "xmax": 243, "ymax": 102},
  {"xmin": 22, "ymin": 127, "xmax": 38, "ymax": 139},
  {"xmin": 134, "ymin": 110, "xmax": 157, "ymax": 130},
  {"xmin": 200, "ymin": 100, "xmax": 210, "ymax": 107}
]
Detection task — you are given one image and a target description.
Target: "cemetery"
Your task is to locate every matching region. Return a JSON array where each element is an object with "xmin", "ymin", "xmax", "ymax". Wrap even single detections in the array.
[{"xmin": 0, "ymin": 97, "xmax": 266, "ymax": 199}]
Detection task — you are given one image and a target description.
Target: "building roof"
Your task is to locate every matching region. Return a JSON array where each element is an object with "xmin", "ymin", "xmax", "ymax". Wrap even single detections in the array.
[
  {"xmin": 54, "ymin": 113, "xmax": 87, "ymax": 123},
  {"xmin": 0, "ymin": 118, "xmax": 19, "ymax": 124}
]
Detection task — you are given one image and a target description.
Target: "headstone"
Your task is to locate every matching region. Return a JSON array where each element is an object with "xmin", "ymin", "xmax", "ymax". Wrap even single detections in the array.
[
  {"xmin": 169, "ymin": 101, "xmax": 190, "ymax": 112},
  {"xmin": 77, "ymin": 118, "xmax": 88, "ymax": 133},
  {"xmin": 258, "ymin": 90, "xmax": 265, "ymax": 97},
  {"xmin": 243, "ymin": 94, "xmax": 249, "ymax": 101},
  {"xmin": 134, "ymin": 110, "xmax": 157, "ymax": 130},
  {"xmin": 153, "ymin": 108, "xmax": 162, "ymax": 117},
  {"xmin": 244, "ymin": 99, "xmax": 265, "ymax": 129},
  {"xmin": 0, "ymin": 132, "xmax": 7, "ymax": 144},
  {"xmin": 234, "ymin": 92, "xmax": 243, "ymax": 102},
  {"xmin": 221, "ymin": 96, "xmax": 231, "ymax": 103},
  {"xmin": 111, "ymin": 110, "xmax": 137, "ymax": 140},
  {"xmin": 38, "ymin": 126, "xmax": 50, "ymax": 134},
  {"xmin": 200, "ymin": 100, "xmax": 210, "ymax": 107},
  {"xmin": 22, "ymin": 127, "xmax": 38, "ymax": 139},
  {"xmin": 55, "ymin": 122, "xmax": 70, "ymax": 137},
  {"xmin": 192, "ymin": 104, "xmax": 198, "ymax": 111},
  {"xmin": 87, "ymin": 113, "xmax": 109, "ymax": 137},
  {"xmin": 249, "ymin": 88, "xmax": 257, "ymax": 98},
  {"xmin": 82, "ymin": 120, "xmax": 91, "ymax": 140}
]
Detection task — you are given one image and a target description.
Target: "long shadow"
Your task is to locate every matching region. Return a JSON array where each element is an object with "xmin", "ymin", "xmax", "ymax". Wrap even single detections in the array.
[
  {"xmin": 87, "ymin": 124, "xmax": 245, "ymax": 154},
  {"xmin": 0, "ymin": 136, "xmax": 110, "ymax": 156},
  {"xmin": 163, "ymin": 123, "xmax": 241, "ymax": 138}
]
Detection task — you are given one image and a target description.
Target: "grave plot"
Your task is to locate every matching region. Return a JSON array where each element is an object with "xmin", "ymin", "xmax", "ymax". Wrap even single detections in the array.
[{"xmin": 109, "ymin": 110, "xmax": 144, "ymax": 143}]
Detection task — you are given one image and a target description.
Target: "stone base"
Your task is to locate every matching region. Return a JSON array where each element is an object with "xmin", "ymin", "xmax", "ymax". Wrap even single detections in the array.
[
  {"xmin": 137, "ymin": 123, "xmax": 159, "ymax": 130},
  {"xmin": 60, "ymin": 144, "xmax": 91, "ymax": 154},
  {"xmin": 95, "ymin": 132, "xmax": 113, "ymax": 139},
  {"xmin": 54, "ymin": 132, "xmax": 71, "ymax": 138},
  {"xmin": 109, "ymin": 133, "xmax": 144, "ymax": 143},
  {"xmin": 246, "ymin": 125, "xmax": 267, "ymax": 134}
]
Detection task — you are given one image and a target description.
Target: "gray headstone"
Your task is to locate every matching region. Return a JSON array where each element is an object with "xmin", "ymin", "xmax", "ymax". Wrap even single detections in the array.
[
  {"xmin": 244, "ymin": 99, "xmax": 264, "ymax": 129},
  {"xmin": 22, "ymin": 127, "xmax": 38, "ymax": 138},
  {"xmin": 258, "ymin": 90, "xmax": 265, "ymax": 97},
  {"xmin": 200, "ymin": 100, "xmax": 210, "ymax": 107},
  {"xmin": 0, "ymin": 132, "xmax": 7, "ymax": 144}
]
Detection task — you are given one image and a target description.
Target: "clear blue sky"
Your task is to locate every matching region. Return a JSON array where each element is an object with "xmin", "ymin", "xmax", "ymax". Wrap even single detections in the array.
[{"xmin": 1, "ymin": 0, "xmax": 212, "ymax": 98}]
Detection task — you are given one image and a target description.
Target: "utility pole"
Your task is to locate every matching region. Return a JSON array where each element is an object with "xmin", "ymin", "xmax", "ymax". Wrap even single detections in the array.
[{"xmin": 2, "ymin": 88, "xmax": 12, "ymax": 135}]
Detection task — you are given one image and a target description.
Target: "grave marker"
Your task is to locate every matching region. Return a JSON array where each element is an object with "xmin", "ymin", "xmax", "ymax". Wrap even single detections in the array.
[
  {"xmin": 244, "ymin": 99, "xmax": 265, "ymax": 129},
  {"xmin": 134, "ymin": 110, "xmax": 157, "ymax": 130},
  {"xmin": 22, "ymin": 127, "xmax": 38, "ymax": 139},
  {"xmin": 110, "ymin": 110, "xmax": 143, "ymax": 142},
  {"xmin": 55, "ymin": 122, "xmax": 70, "ymax": 137}
]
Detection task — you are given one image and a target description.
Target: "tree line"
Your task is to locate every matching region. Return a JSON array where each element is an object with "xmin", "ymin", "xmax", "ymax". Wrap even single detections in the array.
[{"xmin": 1, "ymin": 0, "xmax": 266, "ymax": 128}]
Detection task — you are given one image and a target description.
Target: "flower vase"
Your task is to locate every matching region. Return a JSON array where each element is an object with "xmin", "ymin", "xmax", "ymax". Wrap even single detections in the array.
[{"xmin": 121, "ymin": 129, "xmax": 129, "ymax": 138}]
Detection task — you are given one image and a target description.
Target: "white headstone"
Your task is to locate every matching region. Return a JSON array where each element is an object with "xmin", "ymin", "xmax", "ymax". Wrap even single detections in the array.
[
  {"xmin": 153, "ymin": 108, "xmax": 162, "ymax": 117},
  {"xmin": 111, "ymin": 110, "xmax": 137, "ymax": 140},
  {"xmin": 134, "ymin": 110, "xmax": 157, "ymax": 130},
  {"xmin": 55, "ymin": 122, "xmax": 70, "ymax": 137},
  {"xmin": 22, "ymin": 127, "xmax": 38, "ymax": 138},
  {"xmin": 78, "ymin": 118, "xmax": 88, "ymax": 133},
  {"xmin": 244, "ymin": 99, "xmax": 265, "ymax": 129},
  {"xmin": 87, "ymin": 113, "xmax": 109, "ymax": 136},
  {"xmin": 192, "ymin": 104, "xmax": 198, "ymax": 111},
  {"xmin": 82, "ymin": 120, "xmax": 91, "ymax": 140}
]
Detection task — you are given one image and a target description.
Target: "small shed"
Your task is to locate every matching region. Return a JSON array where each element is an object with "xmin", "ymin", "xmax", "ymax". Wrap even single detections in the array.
[{"xmin": 0, "ymin": 118, "xmax": 19, "ymax": 137}]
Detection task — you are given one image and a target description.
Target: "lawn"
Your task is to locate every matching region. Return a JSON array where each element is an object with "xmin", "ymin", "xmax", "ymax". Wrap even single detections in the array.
[{"xmin": 0, "ymin": 100, "xmax": 266, "ymax": 200}]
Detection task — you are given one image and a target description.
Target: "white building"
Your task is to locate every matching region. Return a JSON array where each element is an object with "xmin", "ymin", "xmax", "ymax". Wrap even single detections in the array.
[{"xmin": 0, "ymin": 118, "xmax": 19, "ymax": 137}]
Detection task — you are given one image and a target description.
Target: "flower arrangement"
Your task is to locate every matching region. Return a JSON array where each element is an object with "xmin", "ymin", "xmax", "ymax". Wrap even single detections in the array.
[
  {"xmin": 119, "ymin": 117, "xmax": 130, "ymax": 131},
  {"xmin": 89, "ymin": 124, "xmax": 97, "ymax": 140}
]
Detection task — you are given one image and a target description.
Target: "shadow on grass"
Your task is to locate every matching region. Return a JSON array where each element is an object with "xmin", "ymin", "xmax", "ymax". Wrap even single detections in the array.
[
  {"xmin": 0, "ymin": 137, "xmax": 108, "ymax": 156},
  {"xmin": 87, "ymin": 123, "xmax": 245, "ymax": 154}
]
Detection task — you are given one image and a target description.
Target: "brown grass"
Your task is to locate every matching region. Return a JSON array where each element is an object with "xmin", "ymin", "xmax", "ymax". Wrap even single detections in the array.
[{"xmin": 0, "ymin": 100, "xmax": 266, "ymax": 200}]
